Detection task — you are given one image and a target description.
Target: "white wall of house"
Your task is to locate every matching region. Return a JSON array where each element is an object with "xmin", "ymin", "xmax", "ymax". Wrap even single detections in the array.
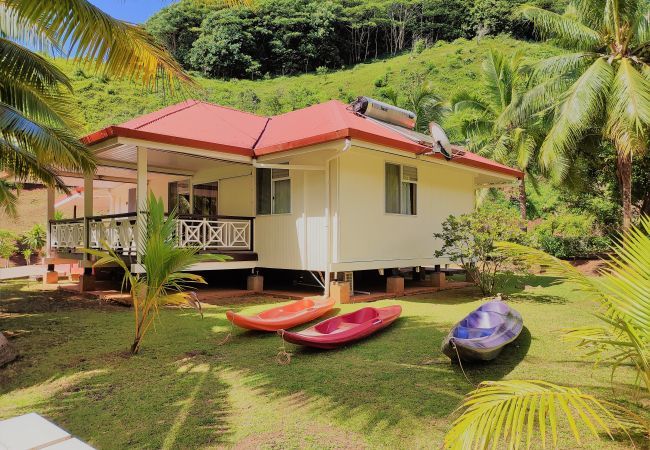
[
  {"xmin": 331, "ymin": 144, "xmax": 476, "ymax": 271},
  {"xmin": 254, "ymin": 148, "xmax": 338, "ymax": 271}
]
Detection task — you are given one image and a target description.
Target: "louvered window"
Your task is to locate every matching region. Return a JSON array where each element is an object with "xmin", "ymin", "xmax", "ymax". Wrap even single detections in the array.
[
  {"xmin": 257, "ymin": 167, "xmax": 291, "ymax": 215},
  {"xmin": 385, "ymin": 163, "xmax": 417, "ymax": 215}
]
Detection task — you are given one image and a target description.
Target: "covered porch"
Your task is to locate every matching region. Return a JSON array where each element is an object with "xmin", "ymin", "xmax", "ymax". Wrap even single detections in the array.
[{"xmin": 46, "ymin": 136, "xmax": 258, "ymax": 274}]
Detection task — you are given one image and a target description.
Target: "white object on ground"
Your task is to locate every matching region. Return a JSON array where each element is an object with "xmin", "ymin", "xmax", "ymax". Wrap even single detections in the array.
[
  {"xmin": 0, "ymin": 265, "xmax": 45, "ymax": 281},
  {"xmin": 0, "ymin": 413, "xmax": 94, "ymax": 450}
]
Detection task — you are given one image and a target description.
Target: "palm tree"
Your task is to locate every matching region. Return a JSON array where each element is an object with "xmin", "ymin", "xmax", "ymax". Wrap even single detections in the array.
[
  {"xmin": 381, "ymin": 73, "xmax": 449, "ymax": 133},
  {"xmin": 0, "ymin": 0, "xmax": 193, "ymax": 214},
  {"xmin": 452, "ymin": 50, "xmax": 542, "ymax": 220},
  {"xmin": 516, "ymin": 0, "xmax": 650, "ymax": 231},
  {"xmin": 85, "ymin": 194, "xmax": 230, "ymax": 354},
  {"xmin": 443, "ymin": 216, "xmax": 650, "ymax": 448}
]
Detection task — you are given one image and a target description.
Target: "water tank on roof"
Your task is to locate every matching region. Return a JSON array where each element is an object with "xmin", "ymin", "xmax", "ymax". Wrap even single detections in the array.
[{"xmin": 350, "ymin": 96, "xmax": 417, "ymax": 130}]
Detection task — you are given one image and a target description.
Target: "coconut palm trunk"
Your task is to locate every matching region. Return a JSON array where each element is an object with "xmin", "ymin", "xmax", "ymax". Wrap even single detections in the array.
[
  {"xmin": 518, "ymin": 178, "xmax": 527, "ymax": 222},
  {"xmin": 617, "ymin": 152, "xmax": 633, "ymax": 231}
]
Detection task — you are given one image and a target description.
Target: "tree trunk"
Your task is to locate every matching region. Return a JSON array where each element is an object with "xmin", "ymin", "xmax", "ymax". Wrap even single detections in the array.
[
  {"xmin": 617, "ymin": 152, "xmax": 633, "ymax": 232},
  {"xmin": 518, "ymin": 178, "xmax": 527, "ymax": 226},
  {"xmin": 0, "ymin": 333, "xmax": 17, "ymax": 367}
]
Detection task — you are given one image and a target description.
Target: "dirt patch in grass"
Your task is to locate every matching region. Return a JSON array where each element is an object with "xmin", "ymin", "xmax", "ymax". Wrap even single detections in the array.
[{"xmin": 0, "ymin": 281, "xmax": 122, "ymax": 314}]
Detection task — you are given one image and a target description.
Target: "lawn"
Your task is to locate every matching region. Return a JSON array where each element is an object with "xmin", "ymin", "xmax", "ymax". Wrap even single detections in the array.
[{"xmin": 0, "ymin": 277, "xmax": 638, "ymax": 449}]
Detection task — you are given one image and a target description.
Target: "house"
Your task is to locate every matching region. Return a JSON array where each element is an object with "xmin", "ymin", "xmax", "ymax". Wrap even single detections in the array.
[{"xmin": 45, "ymin": 98, "xmax": 523, "ymax": 296}]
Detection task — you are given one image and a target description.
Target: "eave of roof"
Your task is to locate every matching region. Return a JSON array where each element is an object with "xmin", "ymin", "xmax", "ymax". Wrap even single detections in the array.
[
  {"xmin": 82, "ymin": 100, "xmax": 523, "ymax": 179},
  {"xmin": 82, "ymin": 125, "xmax": 255, "ymax": 157}
]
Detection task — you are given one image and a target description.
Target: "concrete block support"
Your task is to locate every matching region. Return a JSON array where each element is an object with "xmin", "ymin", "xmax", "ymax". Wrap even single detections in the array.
[
  {"xmin": 44, "ymin": 271, "xmax": 59, "ymax": 285},
  {"xmin": 247, "ymin": 275, "xmax": 263, "ymax": 293},
  {"xmin": 79, "ymin": 268, "xmax": 95, "ymax": 292},
  {"xmin": 329, "ymin": 281, "xmax": 351, "ymax": 304},
  {"xmin": 386, "ymin": 276, "xmax": 404, "ymax": 295},
  {"xmin": 431, "ymin": 271, "xmax": 446, "ymax": 288}
]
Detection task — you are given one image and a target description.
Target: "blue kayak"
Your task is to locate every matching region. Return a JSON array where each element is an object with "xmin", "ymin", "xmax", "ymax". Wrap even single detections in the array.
[{"xmin": 441, "ymin": 299, "xmax": 523, "ymax": 362}]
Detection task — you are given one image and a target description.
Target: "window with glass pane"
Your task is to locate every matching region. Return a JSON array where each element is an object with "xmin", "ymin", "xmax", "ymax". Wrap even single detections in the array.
[
  {"xmin": 385, "ymin": 163, "xmax": 417, "ymax": 215},
  {"xmin": 193, "ymin": 182, "xmax": 218, "ymax": 216},
  {"xmin": 256, "ymin": 168, "xmax": 272, "ymax": 214},
  {"xmin": 385, "ymin": 163, "xmax": 400, "ymax": 213},
  {"xmin": 401, "ymin": 165, "xmax": 417, "ymax": 215},
  {"xmin": 256, "ymin": 168, "xmax": 291, "ymax": 214},
  {"xmin": 168, "ymin": 180, "xmax": 191, "ymax": 214}
]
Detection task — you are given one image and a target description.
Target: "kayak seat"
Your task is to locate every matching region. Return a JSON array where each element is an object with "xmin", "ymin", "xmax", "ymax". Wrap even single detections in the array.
[
  {"xmin": 259, "ymin": 299, "xmax": 315, "ymax": 319},
  {"xmin": 344, "ymin": 307, "xmax": 379, "ymax": 324},
  {"xmin": 464, "ymin": 311, "xmax": 505, "ymax": 329},
  {"xmin": 453, "ymin": 326, "xmax": 495, "ymax": 339}
]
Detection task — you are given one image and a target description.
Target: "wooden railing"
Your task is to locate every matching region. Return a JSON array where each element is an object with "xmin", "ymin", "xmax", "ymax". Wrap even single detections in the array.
[{"xmin": 50, "ymin": 213, "xmax": 254, "ymax": 254}]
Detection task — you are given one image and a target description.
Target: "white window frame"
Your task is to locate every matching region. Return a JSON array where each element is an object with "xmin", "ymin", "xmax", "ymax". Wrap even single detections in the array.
[
  {"xmin": 385, "ymin": 162, "xmax": 418, "ymax": 216},
  {"xmin": 257, "ymin": 167, "xmax": 291, "ymax": 215}
]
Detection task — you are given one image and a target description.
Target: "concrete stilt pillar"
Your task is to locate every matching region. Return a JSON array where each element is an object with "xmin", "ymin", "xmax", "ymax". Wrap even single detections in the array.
[
  {"xmin": 247, "ymin": 274, "xmax": 263, "ymax": 293},
  {"xmin": 330, "ymin": 281, "xmax": 351, "ymax": 304},
  {"xmin": 386, "ymin": 276, "xmax": 404, "ymax": 295}
]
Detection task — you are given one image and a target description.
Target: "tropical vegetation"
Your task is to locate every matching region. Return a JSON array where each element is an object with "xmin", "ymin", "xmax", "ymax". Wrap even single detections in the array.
[
  {"xmin": 516, "ymin": 0, "xmax": 650, "ymax": 230},
  {"xmin": 146, "ymin": 0, "xmax": 568, "ymax": 78},
  {"xmin": 84, "ymin": 194, "xmax": 228, "ymax": 354},
  {"xmin": 434, "ymin": 204, "xmax": 528, "ymax": 295},
  {"xmin": 0, "ymin": 0, "xmax": 190, "ymax": 214},
  {"xmin": 0, "ymin": 229, "xmax": 17, "ymax": 268},
  {"xmin": 444, "ymin": 217, "xmax": 650, "ymax": 448},
  {"xmin": 452, "ymin": 49, "xmax": 543, "ymax": 219}
]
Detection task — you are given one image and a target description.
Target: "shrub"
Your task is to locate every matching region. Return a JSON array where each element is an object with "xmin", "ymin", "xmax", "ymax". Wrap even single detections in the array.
[
  {"xmin": 531, "ymin": 212, "xmax": 611, "ymax": 258},
  {"xmin": 22, "ymin": 249, "xmax": 32, "ymax": 265},
  {"xmin": 434, "ymin": 205, "xmax": 528, "ymax": 295},
  {"xmin": 0, "ymin": 230, "xmax": 17, "ymax": 268},
  {"xmin": 21, "ymin": 224, "xmax": 46, "ymax": 257},
  {"xmin": 412, "ymin": 38, "xmax": 427, "ymax": 54}
]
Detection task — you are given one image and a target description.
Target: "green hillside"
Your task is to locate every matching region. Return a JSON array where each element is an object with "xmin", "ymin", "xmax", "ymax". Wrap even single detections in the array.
[{"xmin": 57, "ymin": 36, "xmax": 560, "ymax": 141}]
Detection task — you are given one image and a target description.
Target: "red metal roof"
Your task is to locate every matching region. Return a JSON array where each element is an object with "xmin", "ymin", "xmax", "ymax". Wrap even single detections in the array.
[{"xmin": 83, "ymin": 99, "xmax": 523, "ymax": 178}]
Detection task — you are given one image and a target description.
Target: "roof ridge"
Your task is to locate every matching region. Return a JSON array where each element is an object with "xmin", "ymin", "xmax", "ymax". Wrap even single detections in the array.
[
  {"xmin": 199, "ymin": 100, "xmax": 268, "ymax": 119},
  {"xmin": 131, "ymin": 100, "xmax": 200, "ymax": 130}
]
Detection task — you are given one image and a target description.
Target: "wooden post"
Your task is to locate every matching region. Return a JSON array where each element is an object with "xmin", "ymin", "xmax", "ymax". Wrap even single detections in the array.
[
  {"xmin": 136, "ymin": 146, "xmax": 148, "ymax": 265},
  {"xmin": 45, "ymin": 187, "xmax": 55, "ymax": 258},
  {"xmin": 79, "ymin": 174, "xmax": 94, "ymax": 290}
]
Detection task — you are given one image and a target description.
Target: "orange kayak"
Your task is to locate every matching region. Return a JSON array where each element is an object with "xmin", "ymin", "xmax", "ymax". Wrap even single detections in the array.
[{"xmin": 225, "ymin": 297, "xmax": 336, "ymax": 331}]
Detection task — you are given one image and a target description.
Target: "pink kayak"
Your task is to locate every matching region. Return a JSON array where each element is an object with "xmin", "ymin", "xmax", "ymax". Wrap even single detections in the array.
[{"xmin": 279, "ymin": 305, "xmax": 402, "ymax": 349}]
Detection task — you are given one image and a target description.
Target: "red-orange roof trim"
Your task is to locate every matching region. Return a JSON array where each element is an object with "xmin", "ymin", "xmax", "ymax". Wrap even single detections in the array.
[{"xmin": 83, "ymin": 126, "xmax": 254, "ymax": 157}]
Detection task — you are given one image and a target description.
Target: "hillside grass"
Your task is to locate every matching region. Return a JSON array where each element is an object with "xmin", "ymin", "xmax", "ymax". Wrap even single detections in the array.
[
  {"xmin": 57, "ymin": 36, "xmax": 561, "ymax": 140},
  {"xmin": 0, "ymin": 277, "xmax": 640, "ymax": 449}
]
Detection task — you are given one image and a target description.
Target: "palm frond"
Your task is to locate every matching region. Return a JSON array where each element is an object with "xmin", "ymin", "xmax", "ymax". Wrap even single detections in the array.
[
  {"xmin": 517, "ymin": 5, "xmax": 604, "ymax": 51},
  {"xmin": 529, "ymin": 52, "xmax": 597, "ymax": 82},
  {"xmin": 0, "ymin": 37, "xmax": 71, "ymax": 90},
  {"xmin": 0, "ymin": 136, "xmax": 66, "ymax": 188},
  {"xmin": 605, "ymin": 58, "xmax": 650, "ymax": 155},
  {"xmin": 2, "ymin": 0, "xmax": 193, "ymax": 89},
  {"xmin": 444, "ymin": 380, "xmax": 626, "ymax": 449},
  {"xmin": 482, "ymin": 49, "xmax": 513, "ymax": 111},
  {"xmin": 537, "ymin": 58, "xmax": 613, "ymax": 177},
  {"xmin": 452, "ymin": 91, "xmax": 492, "ymax": 114},
  {"xmin": 0, "ymin": 102, "xmax": 95, "ymax": 174},
  {"xmin": 0, "ymin": 178, "xmax": 18, "ymax": 216}
]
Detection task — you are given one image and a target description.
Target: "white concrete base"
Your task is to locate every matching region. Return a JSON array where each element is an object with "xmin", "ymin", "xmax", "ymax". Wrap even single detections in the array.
[{"xmin": 0, "ymin": 413, "xmax": 95, "ymax": 449}]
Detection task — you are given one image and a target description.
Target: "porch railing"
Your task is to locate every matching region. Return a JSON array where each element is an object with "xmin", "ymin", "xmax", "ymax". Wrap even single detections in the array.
[{"xmin": 49, "ymin": 213, "xmax": 254, "ymax": 254}]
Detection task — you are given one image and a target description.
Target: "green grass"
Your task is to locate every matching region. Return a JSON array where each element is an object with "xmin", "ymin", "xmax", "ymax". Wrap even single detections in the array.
[
  {"xmin": 0, "ymin": 277, "xmax": 639, "ymax": 449},
  {"xmin": 56, "ymin": 36, "xmax": 561, "ymax": 141}
]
